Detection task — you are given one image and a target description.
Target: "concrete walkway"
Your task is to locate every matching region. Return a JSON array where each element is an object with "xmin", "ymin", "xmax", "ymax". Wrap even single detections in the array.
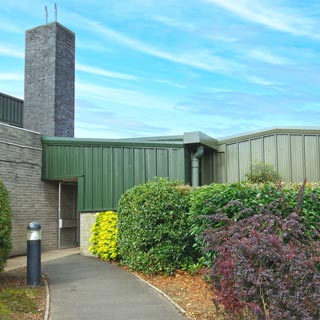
[
  {"xmin": 5, "ymin": 249, "xmax": 187, "ymax": 320},
  {"xmin": 4, "ymin": 248, "xmax": 80, "ymax": 271}
]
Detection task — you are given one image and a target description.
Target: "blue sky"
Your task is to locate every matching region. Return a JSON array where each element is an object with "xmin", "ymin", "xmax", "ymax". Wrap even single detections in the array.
[{"xmin": 0, "ymin": 0, "xmax": 320, "ymax": 139}]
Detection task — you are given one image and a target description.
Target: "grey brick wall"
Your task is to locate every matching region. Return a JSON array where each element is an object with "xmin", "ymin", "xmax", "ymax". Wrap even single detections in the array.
[
  {"xmin": 24, "ymin": 22, "xmax": 75, "ymax": 137},
  {"xmin": 0, "ymin": 123, "xmax": 59, "ymax": 255}
]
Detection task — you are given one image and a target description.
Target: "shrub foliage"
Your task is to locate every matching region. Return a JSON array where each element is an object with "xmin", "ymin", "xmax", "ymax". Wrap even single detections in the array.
[
  {"xmin": 203, "ymin": 195, "xmax": 320, "ymax": 319},
  {"xmin": 117, "ymin": 178, "xmax": 197, "ymax": 274},
  {"xmin": 245, "ymin": 161, "xmax": 281, "ymax": 183},
  {"xmin": 90, "ymin": 210, "xmax": 119, "ymax": 261},
  {"xmin": 189, "ymin": 181, "xmax": 320, "ymax": 266},
  {"xmin": 0, "ymin": 179, "xmax": 12, "ymax": 272}
]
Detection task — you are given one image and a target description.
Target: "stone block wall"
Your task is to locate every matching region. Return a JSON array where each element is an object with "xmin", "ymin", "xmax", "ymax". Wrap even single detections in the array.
[
  {"xmin": 80, "ymin": 212, "xmax": 97, "ymax": 256},
  {"xmin": 0, "ymin": 123, "xmax": 59, "ymax": 255}
]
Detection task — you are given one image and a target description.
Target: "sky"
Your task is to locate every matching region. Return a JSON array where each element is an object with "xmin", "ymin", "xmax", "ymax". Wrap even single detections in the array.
[{"xmin": 0, "ymin": 0, "xmax": 320, "ymax": 139}]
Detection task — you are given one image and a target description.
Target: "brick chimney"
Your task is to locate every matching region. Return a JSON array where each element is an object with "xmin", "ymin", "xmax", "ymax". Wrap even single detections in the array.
[{"xmin": 24, "ymin": 22, "xmax": 75, "ymax": 137}]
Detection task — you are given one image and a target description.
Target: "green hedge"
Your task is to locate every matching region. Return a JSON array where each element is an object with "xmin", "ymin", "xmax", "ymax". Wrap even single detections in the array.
[
  {"xmin": 189, "ymin": 181, "xmax": 320, "ymax": 265},
  {"xmin": 117, "ymin": 178, "xmax": 197, "ymax": 274},
  {"xmin": 0, "ymin": 179, "xmax": 12, "ymax": 272}
]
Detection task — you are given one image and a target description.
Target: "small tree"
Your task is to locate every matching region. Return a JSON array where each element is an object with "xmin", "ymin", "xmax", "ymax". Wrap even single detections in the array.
[
  {"xmin": 245, "ymin": 162, "xmax": 281, "ymax": 183},
  {"xmin": 0, "ymin": 179, "xmax": 12, "ymax": 272}
]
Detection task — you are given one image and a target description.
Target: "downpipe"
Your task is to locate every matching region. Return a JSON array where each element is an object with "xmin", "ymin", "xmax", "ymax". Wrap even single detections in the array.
[{"xmin": 192, "ymin": 146, "xmax": 204, "ymax": 187}]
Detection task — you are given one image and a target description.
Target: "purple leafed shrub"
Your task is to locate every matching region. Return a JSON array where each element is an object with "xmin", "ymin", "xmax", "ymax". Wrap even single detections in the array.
[{"xmin": 204, "ymin": 210, "xmax": 320, "ymax": 320}]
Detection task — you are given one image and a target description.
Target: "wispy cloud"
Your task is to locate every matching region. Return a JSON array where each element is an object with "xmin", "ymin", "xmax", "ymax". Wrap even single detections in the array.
[
  {"xmin": 74, "ymin": 16, "xmax": 243, "ymax": 75},
  {"xmin": 0, "ymin": 44, "xmax": 24, "ymax": 59},
  {"xmin": 76, "ymin": 81, "xmax": 174, "ymax": 111},
  {"xmin": 76, "ymin": 63, "xmax": 140, "ymax": 80},
  {"xmin": 250, "ymin": 49, "xmax": 293, "ymax": 66},
  {"xmin": 245, "ymin": 75, "xmax": 278, "ymax": 87},
  {"xmin": 75, "ymin": 98, "xmax": 167, "ymax": 138},
  {"xmin": 0, "ymin": 73, "xmax": 23, "ymax": 81},
  {"xmin": 204, "ymin": 0, "xmax": 319, "ymax": 38},
  {"xmin": 150, "ymin": 15, "xmax": 197, "ymax": 32},
  {"xmin": 151, "ymin": 78, "xmax": 185, "ymax": 88},
  {"xmin": 0, "ymin": 19, "xmax": 21, "ymax": 33}
]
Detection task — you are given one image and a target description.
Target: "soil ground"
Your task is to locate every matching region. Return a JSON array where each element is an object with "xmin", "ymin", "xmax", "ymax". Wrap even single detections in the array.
[{"xmin": 134, "ymin": 269, "xmax": 219, "ymax": 320}]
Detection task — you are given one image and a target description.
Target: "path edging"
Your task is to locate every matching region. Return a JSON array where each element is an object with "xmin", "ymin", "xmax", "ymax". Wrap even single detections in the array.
[{"xmin": 133, "ymin": 273, "xmax": 192, "ymax": 319}]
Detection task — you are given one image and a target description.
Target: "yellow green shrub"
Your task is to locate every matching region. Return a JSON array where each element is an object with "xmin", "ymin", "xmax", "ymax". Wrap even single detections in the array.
[{"xmin": 89, "ymin": 210, "xmax": 119, "ymax": 261}]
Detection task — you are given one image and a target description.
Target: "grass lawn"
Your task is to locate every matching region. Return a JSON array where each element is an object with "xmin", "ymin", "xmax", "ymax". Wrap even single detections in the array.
[{"xmin": 0, "ymin": 267, "xmax": 46, "ymax": 320}]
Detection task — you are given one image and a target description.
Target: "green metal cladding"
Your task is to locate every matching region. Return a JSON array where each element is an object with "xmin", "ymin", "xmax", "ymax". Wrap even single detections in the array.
[
  {"xmin": 218, "ymin": 128, "xmax": 320, "ymax": 183},
  {"xmin": 42, "ymin": 128, "xmax": 320, "ymax": 213},
  {"xmin": 42, "ymin": 137, "xmax": 187, "ymax": 212},
  {"xmin": 0, "ymin": 92, "xmax": 23, "ymax": 127}
]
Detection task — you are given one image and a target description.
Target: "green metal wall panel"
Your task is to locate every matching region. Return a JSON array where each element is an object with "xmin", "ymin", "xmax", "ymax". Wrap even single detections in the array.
[
  {"xmin": 84, "ymin": 146, "xmax": 93, "ymax": 210},
  {"xmin": 239, "ymin": 140, "xmax": 251, "ymax": 180},
  {"xmin": 73, "ymin": 146, "xmax": 84, "ymax": 176},
  {"xmin": 157, "ymin": 149, "xmax": 169, "ymax": 177},
  {"xmin": 264, "ymin": 135, "xmax": 277, "ymax": 168},
  {"xmin": 134, "ymin": 148, "xmax": 145, "ymax": 185},
  {"xmin": 42, "ymin": 138, "xmax": 186, "ymax": 212},
  {"xmin": 201, "ymin": 152, "xmax": 214, "ymax": 185},
  {"xmin": 78, "ymin": 177, "xmax": 85, "ymax": 212},
  {"xmin": 290, "ymin": 135, "xmax": 304, "ymax": 182},
  {"xmin": 277, "ymin": 134, "xmax": 291, "ymax": 181},
  {"xmin": 0, "ymin": 93, "xmax": 23, "ymax": 127},
  {"xmin": 92, "ymin": 146, "xmax": 103, "ymax": 209},
  {"xmin": 251, "ymin": 138, "xmax": 263, "ymax": 163},
  {"xmin": 168, "ymin": 149, "xmax": 178, "ymax": 180},
  {"xmin": 208, "ymin": 147, "xmax": 223, "ymax": 184},
  {"xmin": 177, "ymin": 149, "xmax": 186, "ymax": 181},
  {"xmin": 113, "ymin": 147, "xmax": 124, "ymax": 209},
  {"xmin": 102, "ymin": 147, "xmax": 112, "ymax": 209},
  {"xmin": 123, "ymin": 148, "xmax": 134, "ymax": 192},
  {"xmin": 305, "ymin": 136, "xmax": 320, "ymax": 181},
  {"xmin": 226, "ymin": 143, "xmax": 239, "ymax": 182},
  {"xmin": 145, "ymin": 148, "xmax": 157, "ymax": 181},
  {"xmin": 218, "ymin": 130, "xmax": 320, "ymax": 183}
]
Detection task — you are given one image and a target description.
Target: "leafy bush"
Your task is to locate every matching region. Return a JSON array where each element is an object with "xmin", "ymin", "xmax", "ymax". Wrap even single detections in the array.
[
  {"xmin": 117, "ymin": 178, "xmax": 197, "ymax": 274},
  {"xmin": 204, "ymin": 205, "xmax": 320, "ymax": 319},
  {"xmin": 245, "ymin": 162, "xmax": 281, "ymax": 183},
  {"xmin": 189, "ymin": 182, "xmax": 320, "ymax": 266},
  {"xmin": 0, "ymin": 179, "xmax": 12, "ymax": 272},
  {"xmin": 90, "ymin": 211, "xmax": 119, "ymax": 261}
]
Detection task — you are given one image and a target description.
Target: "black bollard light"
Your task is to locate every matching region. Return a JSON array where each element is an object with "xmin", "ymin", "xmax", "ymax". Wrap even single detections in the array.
[{"xmin": 27, "ymin": 222, "xmax": 41, "ymax": 287}]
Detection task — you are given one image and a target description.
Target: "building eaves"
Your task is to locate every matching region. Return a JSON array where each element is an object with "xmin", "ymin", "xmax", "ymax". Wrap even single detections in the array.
[
  {"xmin": 41, "ymin": 135, "xmax": 184, "ymax": 148},
  {"xmin": 218, "ymin": 126, "xmax": 320, "ymax": 145}
]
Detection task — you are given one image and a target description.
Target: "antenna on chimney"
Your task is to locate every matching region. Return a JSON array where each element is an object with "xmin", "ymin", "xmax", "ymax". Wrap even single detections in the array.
[
  {"xmin": 54, "ymin": 3, "xmax": 57, "ymax": 22},
  {"xmin": 45, "ymin": 5, "xmax": 48, "ymax": 24}
]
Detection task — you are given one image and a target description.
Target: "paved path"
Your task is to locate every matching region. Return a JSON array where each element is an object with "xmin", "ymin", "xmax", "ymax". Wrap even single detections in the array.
[
  {"xmin": 4, "ymin": 248, "xmax": 80, "ymax": 272},
  {"xmin": 42, "ymin": 253, "xmax": 187, "ymax": 320}
]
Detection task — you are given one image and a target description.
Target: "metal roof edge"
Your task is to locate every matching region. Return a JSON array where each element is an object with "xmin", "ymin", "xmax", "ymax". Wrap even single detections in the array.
[
  {"xmin": 41, "ymin": 136, "xmax": 184, "ymax": 148},
  {"xmin": 0, "ymin": 92, "xmax": 24, "ymax": 102},
  {"xmin": 183, "ymin": 131, "xmax": 219, "ymax": 150},
  {"xmin": 218, "ymin": 126, "xmax": 320, "ymax": 144},
  {"xmin": 117, "ymin": 134, "xmax": 184, "ymax": 143}
]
